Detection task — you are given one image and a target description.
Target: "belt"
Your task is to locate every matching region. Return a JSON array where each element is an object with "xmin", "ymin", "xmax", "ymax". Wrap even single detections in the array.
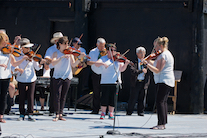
[{"xmin": 138, "ymin": 80, "xmax": 144, "ymax": 82}]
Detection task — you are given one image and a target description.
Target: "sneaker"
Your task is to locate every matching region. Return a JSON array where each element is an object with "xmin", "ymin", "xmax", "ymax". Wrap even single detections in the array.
[
  {"xmin": 100, "ymin": 113, "xmax": 105, "ymax": 119},
  {"xmin": 17, "ymin": 115, "xmax": 24, "ymax": 121},
  {"xmin": 28, "ymin": 115, "xmax": 36, "ymax": 122},
  {"xmin": 108, "ymin": 113, "xmax": 114, "ymax": 120}
]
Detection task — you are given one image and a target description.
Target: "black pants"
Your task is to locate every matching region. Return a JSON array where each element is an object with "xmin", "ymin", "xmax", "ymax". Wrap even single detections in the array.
[
  {"xmin": 156, "ymin": 83, "xmax": 172, "ymax": 125},
  {"xmin": 91, "ymin": 72, "xmax": 101, "ymax": 112},
  {"xmin": 101, "ymin": 84, "xmax": 116, "ymax": 107},
  {"xmin": 0, "ymin": 79, "xmax": 10, "ymax": 115},
  {"xmin": 18, "ymin": 82, "xmax": 36, "ymax": 115},
  {"xmin": 49, "ymin": 68, "xmax": 54, "ymax": 113},
  {"xmin": 53, "ymin": 78, "xmax": 71, "ymax": 114},
  {"xmin": 127, "ymin": 81, "xmax": 146, "ymax": 114}
]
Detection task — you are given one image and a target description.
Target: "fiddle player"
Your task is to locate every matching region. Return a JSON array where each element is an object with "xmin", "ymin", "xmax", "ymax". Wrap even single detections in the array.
[
  {"xmin": 51, "ymin": 36, "xmax": 85, "ymax": 121},
  {"xmin": 126, "ymin": 47, "xmax": 150, "ymax": 116},
  {"xmin": 0, "ymin": 33, "xmax": 28, "ymax": 123},
  {"xmin": 142, "ymin": 37, "xmax": 175, "ymax": 130},
  {"xmin": 87, "ymin": 38, "xmax": 106, "ymax": 114},
  {"xmin": 44, "ymin": 32, "xmax": 63, "ymax": 116},
  {"xmin": 15, "ymin": 38, "xmax": 45, "ymax": 122},
  {"xmin": 93, "ymin": 43, "xmax": 130, "ymax": 119}
]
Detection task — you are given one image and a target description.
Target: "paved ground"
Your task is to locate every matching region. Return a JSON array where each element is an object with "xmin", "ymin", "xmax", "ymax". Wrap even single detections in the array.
[{"xmin": 0, "ymin": 105, "xmax": 207, "ymax": 138}]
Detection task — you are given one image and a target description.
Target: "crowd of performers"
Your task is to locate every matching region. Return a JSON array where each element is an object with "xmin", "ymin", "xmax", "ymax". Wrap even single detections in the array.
[{"xmin": 0, "ymin": 30, "xmax": 174, "ymax": 130}]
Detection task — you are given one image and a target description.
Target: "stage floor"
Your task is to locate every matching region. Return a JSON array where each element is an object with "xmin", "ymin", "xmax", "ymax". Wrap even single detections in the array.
[{"xmin": 1, "ymin": 105, "xmax": 207, "ymax": 138}]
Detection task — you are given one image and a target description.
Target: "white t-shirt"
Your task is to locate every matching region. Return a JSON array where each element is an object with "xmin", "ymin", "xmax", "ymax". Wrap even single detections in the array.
[
  {"xmin": 0, "ymin": 51, "xmax": 11, "ymax": 79},
  {"xmin": 44, "ymin": 44, "xmax": 58, "ymax": 69},
  {"xmin": 43, "ymin": 68, "xmax": 50, "ymax": 77},
  {"xmin": 16, "ymin": 56, "xmax": 42, "ymax": 83},
  {"xmin": 53, "ymin": 50, "xmax": 73, "ymax": 80},
  {"xmin": 153, "ymin": 50, "xmax": 175, "ymax": 87},
  {"xmin": 99, "ymin": 55, "xmax": 124, "ymax": 84}
]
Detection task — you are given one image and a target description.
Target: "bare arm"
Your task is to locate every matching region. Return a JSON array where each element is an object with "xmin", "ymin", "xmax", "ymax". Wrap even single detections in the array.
[
  {"xmin": 10, "ymin": 54, "xmax": 28, "ymax": 67},
  {"xmin": 143, "ymin": 58, "xmax": 166, "ymax": 74},
  {"xmin": 87, "ymin": 60, "xmax": 97, "ymax": 66},
  {"xmin": 119, "ymin": 59, "xmax": 130, "ymax": 72}
]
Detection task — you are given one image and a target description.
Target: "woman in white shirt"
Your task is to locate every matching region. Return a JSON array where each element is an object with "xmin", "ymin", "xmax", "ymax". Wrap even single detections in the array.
[
  {"xmin": 94, "ymin": 43, "xmax": 130, "ymax": 120},
  {"xmin": 51, "ymin": 36, "xmax": 85, "ymax": 121},
  {"xmin": 15, "ymin": 38, "xmax": 45, "ymax": 122},
  {"xmin": 0, "ymin": 33, "xmax": 28, "ymax": 123},
  {"xmin": 142, "ymin": 37, "xmax": 175, "ymax": 130}
]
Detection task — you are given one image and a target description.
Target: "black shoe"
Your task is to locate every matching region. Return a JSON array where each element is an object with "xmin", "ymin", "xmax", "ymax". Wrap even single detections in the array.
[
  {"xmin": 62, "ymin": 113, "xmax": 67, "ymax": 116},
  {"xmin": 126, "ymin": 112, "xmax": 132, "ymax": 115},
  {"xmin": 138, "ymin": 112, "xmax": 144, "ymax": 116},
  {"xmin": 90, "ymin": 111, "xmax": 99, "ymax": 114},
  {"xmin": 49, "ymin": 113, "xmax": 54, "ymax": 116}
]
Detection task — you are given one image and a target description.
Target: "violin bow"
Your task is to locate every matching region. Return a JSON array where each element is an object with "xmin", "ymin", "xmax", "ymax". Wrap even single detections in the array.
[
  {"xmin": 74, "ymin": 33, "xmax": 83, "ymax": 48},
  {"xmin": 20, "ymin": 44, "xmax": 41, "ymax": 75}
]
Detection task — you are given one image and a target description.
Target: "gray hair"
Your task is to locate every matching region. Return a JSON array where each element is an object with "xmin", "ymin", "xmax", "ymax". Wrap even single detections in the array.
[
  {"xmin": 0, "ymin": 29, "xmax": 6, "ymax": 34},
  {"xmin": 136, "ymin": 47, "xmax": 146, "ymax": 53},
  {"xmin": 97, "ymin": 38, "xmax": 106, "ymax": 45}
]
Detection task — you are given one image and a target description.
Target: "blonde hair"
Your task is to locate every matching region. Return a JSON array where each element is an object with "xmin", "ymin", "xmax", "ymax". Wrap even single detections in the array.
[
  {"xmin": 156, "ymin": 36, "xmax": 169, "ymax": 49},
  {"xmin": 0, "ymin": 33, "xmax": 9, "ymax": 46}
]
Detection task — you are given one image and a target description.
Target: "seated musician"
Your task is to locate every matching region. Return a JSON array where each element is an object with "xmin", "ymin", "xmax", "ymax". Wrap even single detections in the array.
[
  {"xmin": 15, "ymin": 38, "xmax": 45, "ymax": 122},
  {"xmin": 93, "ymin": 43, "xmax": 130, "ymax": 119}
]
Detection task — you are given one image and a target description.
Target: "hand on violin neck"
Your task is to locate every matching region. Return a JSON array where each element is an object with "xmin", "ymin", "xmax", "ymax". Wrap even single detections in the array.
[
  {"xmin": 79, "ymin": 52, "xmax": 86, "ymax": 59},
  {"xmin": 40, "ymin": 59, "xmax": 46, "ymax": 65},
  {"xmin": 23, "ymin": 55, "xmax": 29, "ymax": 60}
]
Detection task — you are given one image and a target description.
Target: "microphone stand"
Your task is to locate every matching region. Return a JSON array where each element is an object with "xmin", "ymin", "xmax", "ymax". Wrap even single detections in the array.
[{"xmin": 106, "ymin": 47, "xmax": 121, "ymax": 135}]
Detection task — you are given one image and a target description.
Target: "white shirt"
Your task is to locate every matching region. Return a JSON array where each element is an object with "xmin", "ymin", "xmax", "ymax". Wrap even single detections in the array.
[
  {"xmin": 88, "ymin": 47, "xmax": 101, "ymax": 74},
  {"xmin": 153, "ymin": 50, "xmax": 175, "ymax": 87},
  {"xmin": 72, "ymin": 46, "xmax": 86, "ymax": 54},
  {"xmin": 43, "ymin": 68, "xmax": 50, "ymax": 77},
  {"xmin": 99, "ymin": 55, "xmax": 124, "ymax": 84},
  {"xmin": 53, "ymin": 50, "xmax": 73, "ymax": 80},
  {"xmin": 16, "ymin": 56, "xmax": 42, "ymax": 83},
  {"xmin": 44, "ymin": 44, "xmax": 58, "ymax": 69},
  {"xmin": 0, "ymin": 51, "xmax": 12, "ymax": 79},
  {"xmin": 137, "ymin": 58, "xmax": 145, "ymax": 80}
]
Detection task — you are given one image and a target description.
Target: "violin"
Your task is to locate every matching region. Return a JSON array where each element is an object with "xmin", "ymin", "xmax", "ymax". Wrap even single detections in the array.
[
  {"xmin": 1, "ymin": 43, "xmax": 22, "ymax": 57},
  {"xmin": 100, "ymin": 48, "xmax": 107, "ymax": 57},
  {"xmin": 113, "ymin": 53, "xmax": 134, "ymax": 66},
  {"xmin": 63, "ymin": 47, "xmax": 91, "ymax": 59},
  {"xmin": 144, "ymin": 50, "xmax": 162, "ymax": 61},
  {"xmin": 24, "ymin": 50, "xmax": 42, "ymax": 62}
]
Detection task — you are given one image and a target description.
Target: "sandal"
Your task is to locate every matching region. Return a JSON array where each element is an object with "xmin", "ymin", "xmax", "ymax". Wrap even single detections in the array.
[
  {"xmin": 52, "ymin": 117, "xmax": 59, "ymax": 122},
  {"xmin": 0, "ymin": 118, "xmax": 6, "ymax": 123},
  {"xmin": 59, "ymin": 116, "xmax": 66, "ymax": 121},
  {"xmin": 150, "ymin": 125, "xmax": 165, "ymax": 130}
]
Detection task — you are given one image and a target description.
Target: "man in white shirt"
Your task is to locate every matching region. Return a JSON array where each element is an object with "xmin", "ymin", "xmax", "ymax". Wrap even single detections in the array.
[
  {"xmin": 44, "ymin": 32, "xmax": 63, "ymax": 116},
  {"xmin": 87, "ymin": 38, "xmax": 106, "ymax": 114},
  {"xmin": 127, "ymin": 47, "xmax": 150, "ymax": 116}
]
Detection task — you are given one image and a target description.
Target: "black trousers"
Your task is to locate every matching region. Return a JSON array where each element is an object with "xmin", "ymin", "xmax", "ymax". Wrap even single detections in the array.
[
  {"xmin": 0, "ymin": 78, "xmax": 10, "ymax": 115},
  {"xmin": 156, "ymin": 83, "xmax": 172, "ymax": 125},
  {"xmin": 101, "ymin": 84, "xmax": 116, "ymax": 107},
  {"xmin": 127, "ymin": 81, "xmax": 145, "ymax": 114},
  {"xmin": 18, "ymin": 82, "xmax": 36, "ymax": 115},
  {"xmin": 91, "ymin": 72, "xmax": 101, "ymax": 112},
  {"xmin": 49, "ymin": 69, "xmax": 54, "ymax": 113},
  {"xmin": 53, "ymin": 78, "xmax": 71, "ymax": 114}
]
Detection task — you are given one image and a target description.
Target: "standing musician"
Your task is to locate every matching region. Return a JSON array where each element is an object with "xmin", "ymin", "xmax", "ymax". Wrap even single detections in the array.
[
  {"xmin": 93, "ymin": 43, "xmax": 130, "ymax": 119},
  {"xmin": 142, "ymin": 37, "xmax": 175, "ymax": 130},
  {"xmin": 0, "ymin": 33, "xmax": 28, "ymax": 123},
  {"xmin": 87, "ymin": 38, "xmax": 106, "ymax": 114},
  {"xmin": 44, "ymin": 32, "xmax": 63, "ymax": 116},
  {"xmin": 127, "ymin": 47, "xmax": 150, "ymax": 116},
  {"xmin": 51, "ymin": 36, "xmax": 85, "ymax": 121},
  {"xmin": 15, "ymin": 38, "xmax": 45, "ymax": 122}
]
